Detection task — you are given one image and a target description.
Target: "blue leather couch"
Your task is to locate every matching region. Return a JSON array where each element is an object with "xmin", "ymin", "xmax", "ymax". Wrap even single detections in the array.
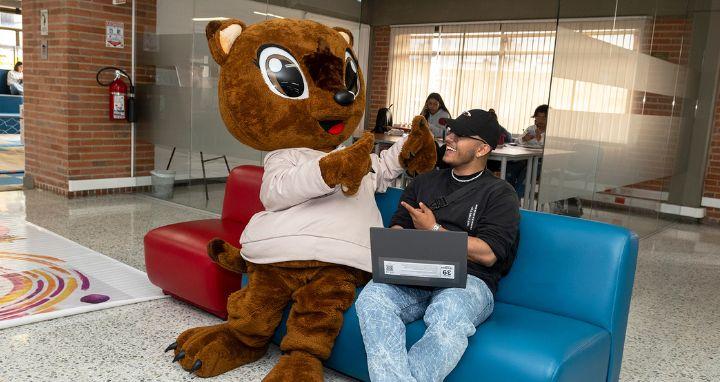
[
  {"xmin": 0, "ymin": 69, "xmax": 23, "ymax": 134},
  {"xmin": 0, "ymin": 69, "xmax": 11, "ymax": 95},
  {"xmin": 0, "ymin": 69, "xmax": 23, "ymax": 111},
  {"xmin": 264, "ymin": 187, "xmax": 639, "ymax": 382}
]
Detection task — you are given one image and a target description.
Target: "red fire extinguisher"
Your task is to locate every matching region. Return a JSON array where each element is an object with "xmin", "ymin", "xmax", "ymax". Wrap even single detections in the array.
[
  {"xmin": 109, "ymin": 71, "xmax": 128, "ymax": 121},
  {"xmin": 97, "ymin": 67, "xmax": 137, "ymax": 122}
]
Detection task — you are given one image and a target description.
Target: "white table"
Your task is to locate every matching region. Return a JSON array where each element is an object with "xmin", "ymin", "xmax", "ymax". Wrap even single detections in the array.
[
  {"xmin": 362, "ymin": 135, "xmax": 565, "ymax": 210},
  {"xmin": 493, "ymin": 146, "xmax": 576, "ymax": 210},
  {"xmin": 489, "ymin": 145, "xmax": 543, "ymax": 209}
]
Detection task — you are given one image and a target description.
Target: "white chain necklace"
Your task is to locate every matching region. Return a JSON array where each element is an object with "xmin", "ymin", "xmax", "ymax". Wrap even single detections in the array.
[{"xmin": 451, "ymin": 170, "xmax": 483, "ymax": 183}]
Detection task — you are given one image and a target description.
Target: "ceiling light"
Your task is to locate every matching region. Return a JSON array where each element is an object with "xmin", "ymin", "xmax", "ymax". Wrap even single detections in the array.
[
  {"xmin": 192, "ymin": 17, "xmax": 230, "ymax": 22},
  {"xmin": 253, "ymin": 11, "xmax": 284, "ymax": 19}
]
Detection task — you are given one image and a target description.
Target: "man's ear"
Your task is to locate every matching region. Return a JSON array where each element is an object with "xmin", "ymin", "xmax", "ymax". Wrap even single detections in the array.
[
  {"xmin": 206, "ymin": 19, "xmax": 246, "ymax": 65},
  {"xmin": 333, "ymin": 27, "xmax": 354, "ymax": 47},
  {"xmin": 478, "ymin": 144, "xmax": 492, "ymax": 158}
]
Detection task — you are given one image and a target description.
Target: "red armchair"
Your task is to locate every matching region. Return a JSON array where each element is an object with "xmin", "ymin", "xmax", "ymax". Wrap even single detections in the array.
[{"xmin": 144, "ymin": 165, "xmax": 264, "ymax": 318}]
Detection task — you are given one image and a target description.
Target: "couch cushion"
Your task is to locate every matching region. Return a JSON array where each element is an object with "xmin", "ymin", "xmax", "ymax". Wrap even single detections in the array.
[
  {"xmin": 500, "ymin": 211, "xmax": 637, "ymax": 382},
  {"xmin": 222, "ymin": 166, "xmax": 265, "ymax": 224},
  {"xmin": 265, "ymin": 285, "xmax": 611, "ymax": 382},
  {"xmin": 144, "ymin": 219, "xmax": 245, "ymax": 317},
  {"xmin": 440, "ymin": 303, "xmax": 611, "ymax": 382}
]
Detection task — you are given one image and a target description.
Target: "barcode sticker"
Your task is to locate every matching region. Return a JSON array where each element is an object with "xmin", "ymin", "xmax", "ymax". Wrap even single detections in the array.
[{"xmin": 382, "ymin": 261, "xmax": 455, "ymax": 279}]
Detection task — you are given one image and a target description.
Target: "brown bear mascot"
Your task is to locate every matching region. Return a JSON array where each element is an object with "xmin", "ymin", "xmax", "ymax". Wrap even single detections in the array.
[{"xmin": 166, "ymin": 18, "xmax": 437, "ymax": 381}]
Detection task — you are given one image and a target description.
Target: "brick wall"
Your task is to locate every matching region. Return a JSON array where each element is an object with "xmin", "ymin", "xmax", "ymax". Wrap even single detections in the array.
[
  {"xmin": 702, "ymin": 79, "xmax": 720, "ymax": 222},
  {"xmin": 624, "ymin": 17, "xmax": 720, "ymax": 224},
  {"xmin": 366, "ymin": 25, "xmax": 390, "ymax": 129},
  {"xmin": 23, "ymin": 0, "xmax": 155, "ymax": 197},
  {"xmin": 625, "ymin": 17, "xmax": 691, "ymax": 195}
]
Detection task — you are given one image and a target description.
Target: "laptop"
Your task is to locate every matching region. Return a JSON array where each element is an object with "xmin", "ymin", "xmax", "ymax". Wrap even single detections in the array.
[{"xmin": 370, "ymin": 227, "xmax": 468, "ymax": 288}]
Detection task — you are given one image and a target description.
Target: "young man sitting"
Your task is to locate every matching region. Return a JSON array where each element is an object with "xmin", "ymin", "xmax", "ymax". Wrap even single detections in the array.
[{"xmin": 356, "ymin": 109, "xmax": 520, "ymax": 382}]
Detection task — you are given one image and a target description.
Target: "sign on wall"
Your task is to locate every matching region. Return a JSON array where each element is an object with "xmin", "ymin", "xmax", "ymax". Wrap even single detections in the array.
[
  {"xmin": 105, "ymin": 21, "xmax": 125, "ymax": 49},
  {"xmin": 40, "ymin": 39, "xmax": 48, "ymax": 60},
  {"xmin": 40, "ymin": 9, "xmax": 48, "ymax": 36}
]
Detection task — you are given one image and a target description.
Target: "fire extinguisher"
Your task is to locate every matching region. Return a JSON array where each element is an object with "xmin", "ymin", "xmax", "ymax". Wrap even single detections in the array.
[
  {"xmin": 96, "ymin": 67, "xmax": 136, "ymax": 122},
  {"xmin": 109, "ymin": 71, "xmax": 127, "ymax": 120}
]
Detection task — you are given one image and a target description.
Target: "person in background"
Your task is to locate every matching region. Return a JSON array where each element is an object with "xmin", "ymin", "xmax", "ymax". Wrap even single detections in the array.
[
  {"xmin": 519, "ymin": 104, "xmax": 548, "ymax": 147},
  {"xmin": 7, "ymin": 61, "xmax": 23, "ymax": 95},
  {"xmin": 507, "ymin": 104, "xmax": 549, "ymax": 198},
  {"xmin": 487, "ymin": 108, "xmax": 512, "ymax": 173},
  {"xmin": 488, "ymin": 108, "xmax": 513, "ymax": 146},
  {"xmin": 421, "ymin": 93, "xmax": 451, "ymax": 139}
]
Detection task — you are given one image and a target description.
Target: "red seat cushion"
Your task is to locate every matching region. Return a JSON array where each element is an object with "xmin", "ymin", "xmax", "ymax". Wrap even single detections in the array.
[{"xmin": 144, "ymin": 218, "xmax": 246, "ymax": 318}]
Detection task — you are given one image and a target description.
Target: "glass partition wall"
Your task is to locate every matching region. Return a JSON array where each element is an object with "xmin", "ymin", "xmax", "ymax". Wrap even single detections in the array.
[
  {"xmin": 136, "ymin": 0, "xmax": 366, "ymax": 213},
  {"xmin": 538, "ymin": 0, "xmax": 702, "ymax": 237},
  {"xmin": 137, "ymin": 0, "xmax": 715, "ymax": 239}
]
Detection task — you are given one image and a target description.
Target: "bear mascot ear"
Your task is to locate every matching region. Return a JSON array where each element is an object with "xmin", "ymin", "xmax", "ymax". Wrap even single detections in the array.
[
  {"xmin": 332, "ymin": 27, "xmax": 354, "ymax": 47},
  {"xmin": 206, "ymin": 19, "xmax": 246, "ymax": 65}
]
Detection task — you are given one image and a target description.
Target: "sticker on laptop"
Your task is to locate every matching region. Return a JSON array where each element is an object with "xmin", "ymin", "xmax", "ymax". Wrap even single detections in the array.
[{"xmin": 383, "ymin": 261, "xmax": 455, "ymax": 279}]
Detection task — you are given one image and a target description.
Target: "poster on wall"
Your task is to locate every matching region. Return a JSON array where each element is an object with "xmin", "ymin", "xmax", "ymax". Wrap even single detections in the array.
[
  {"xmin": 40, "ymin": 9, "xmax": 48, "ymax": 36},
  {"xmin": 105, "ymin": 21, "xmax": 125, "ymax": 49}
]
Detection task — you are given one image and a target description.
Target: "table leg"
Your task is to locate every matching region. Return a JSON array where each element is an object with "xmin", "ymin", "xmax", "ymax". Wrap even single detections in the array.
[
  {"xmin": 500, "ymin": 158, "xmax": 507, "ymax": 179},
  {"xmin": 523, "ymin": 158, "xmax": 532, "ymax": 209},
  {"xmin": 529, "ymin": 157, "xmax": 540, "ymax": 210}
]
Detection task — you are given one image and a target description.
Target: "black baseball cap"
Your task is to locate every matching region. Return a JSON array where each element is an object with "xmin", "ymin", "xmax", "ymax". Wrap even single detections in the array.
[{"xmin": 444, "ymin": 109, "xmax": 501, "ymax": 149}]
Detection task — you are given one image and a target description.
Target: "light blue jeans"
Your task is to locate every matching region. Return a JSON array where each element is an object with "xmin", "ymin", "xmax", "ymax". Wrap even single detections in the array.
[{"xmin": 356, "ymin": 275, "xmax": 494, "ymax": 382}]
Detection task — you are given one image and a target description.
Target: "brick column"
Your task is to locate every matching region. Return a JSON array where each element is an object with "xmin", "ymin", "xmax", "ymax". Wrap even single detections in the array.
[
  {"xmin": 626, "ymin": 17, "xmax": 691, "ymax": 194},
  {"xmin": 703, "ymin": 79, "xmax": 720, "ymax": 223},
  {"xmin": 23, "ymin": 0, "xmax": 155, "ymax": 197},
  {"xmin": 366, "ymin": 25, "xmax": 390, "ymax": 129}
]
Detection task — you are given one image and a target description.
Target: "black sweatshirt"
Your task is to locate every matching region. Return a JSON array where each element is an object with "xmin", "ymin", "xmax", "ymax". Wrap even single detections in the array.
[{"xmin": 390, "ymin": 169, "xmax": 520, "ymax": 294}]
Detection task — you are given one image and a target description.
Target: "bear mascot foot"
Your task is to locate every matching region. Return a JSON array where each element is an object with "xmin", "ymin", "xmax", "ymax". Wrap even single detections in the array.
[
  {"xmin": 263, "ymin": 351, "xmax": 324, "ymax": 382},
  {"xmin": 169, "ymin": 323, "xmax": 267, "ymax": 378}
]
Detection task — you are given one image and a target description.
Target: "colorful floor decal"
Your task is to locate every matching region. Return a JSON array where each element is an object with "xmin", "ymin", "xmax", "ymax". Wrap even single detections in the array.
[
  {"xmin": 0, "ymin": 172, "xmax": 22, "ymax": 191},
  {"xmin": 0, "ymin": 216, "xmax": 166, "ymax": 329}
]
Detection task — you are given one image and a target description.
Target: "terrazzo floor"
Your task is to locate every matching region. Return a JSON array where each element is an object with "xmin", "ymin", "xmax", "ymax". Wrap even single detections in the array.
[{"xmin": 0, "ymin": 189, "xmax": 718, "ymax": 381}]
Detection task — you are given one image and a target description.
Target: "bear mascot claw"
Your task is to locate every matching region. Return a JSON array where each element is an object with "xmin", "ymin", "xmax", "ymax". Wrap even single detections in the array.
[{"xmin": 166, "ymin": 18, "xmax": 437, "ymax": 381}]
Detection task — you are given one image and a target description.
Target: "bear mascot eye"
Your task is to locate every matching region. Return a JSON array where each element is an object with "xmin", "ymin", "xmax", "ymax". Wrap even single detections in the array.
[
  {"xmin": 258, "ymin": 45, "xmax": 309, "ymax": 99},
  {"xmin": 344, "ymin": 50, "xmax": 360, "ymax": 96}
]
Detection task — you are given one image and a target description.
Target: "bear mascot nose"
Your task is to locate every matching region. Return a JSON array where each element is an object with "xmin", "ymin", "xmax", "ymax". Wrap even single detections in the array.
[{"xmin": 333, "ymin": 90, "xmax": 355, "ymax": 106}]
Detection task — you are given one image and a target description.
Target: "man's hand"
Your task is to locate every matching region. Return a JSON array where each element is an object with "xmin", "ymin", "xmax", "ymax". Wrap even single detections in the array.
[{"xmin": 401, "ymin": 201, "xmax": 438, "ymax": 230}]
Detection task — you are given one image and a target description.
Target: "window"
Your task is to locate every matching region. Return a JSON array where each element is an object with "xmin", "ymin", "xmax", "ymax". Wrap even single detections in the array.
[
  {"xmin": 387, "ymin": 20, "xmax": 640, "ymax": 137},
  {"xmin": 0, "ymin": 11, "xmax": 22, "ymax": 69}
]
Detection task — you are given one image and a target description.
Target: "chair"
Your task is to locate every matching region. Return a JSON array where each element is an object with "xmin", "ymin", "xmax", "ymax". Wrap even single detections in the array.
[
  {"xmin": 145, "ymin": 165, "xmax": 638, "ymax": 382},
  {"xmin": 164, "ymin": 147, "xmax": 231, "ymax": 200},
  {"xmin": 0, "ymin": 69, "xmax": 10, "ymax": 95}
]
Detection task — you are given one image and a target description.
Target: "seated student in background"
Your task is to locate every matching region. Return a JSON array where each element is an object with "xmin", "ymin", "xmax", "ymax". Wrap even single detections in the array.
[
  {"xmin": 507, "ymin": 104, "xmax": 549, "ymax": 197},
  {"xmin": 356, "ymin": 109, "xmax": 520, "ymax": 382},
  {"xmin": 8, "ymin": 61, "xmax": 23, "ymax": 95},
  {"xmin": 488, "ymin": 108, "xmax": 513, "ymax": 145},
  {"xmin": 487, "ymin": 108, "xmax": 512, "ymax": 173},
  {"xmin": 422, "ymin": 93, "xmax": 451, "ymax": 139},
  {"xmin": 519, "ymin": 104, "xmax": 548, "ymax": 146}
]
